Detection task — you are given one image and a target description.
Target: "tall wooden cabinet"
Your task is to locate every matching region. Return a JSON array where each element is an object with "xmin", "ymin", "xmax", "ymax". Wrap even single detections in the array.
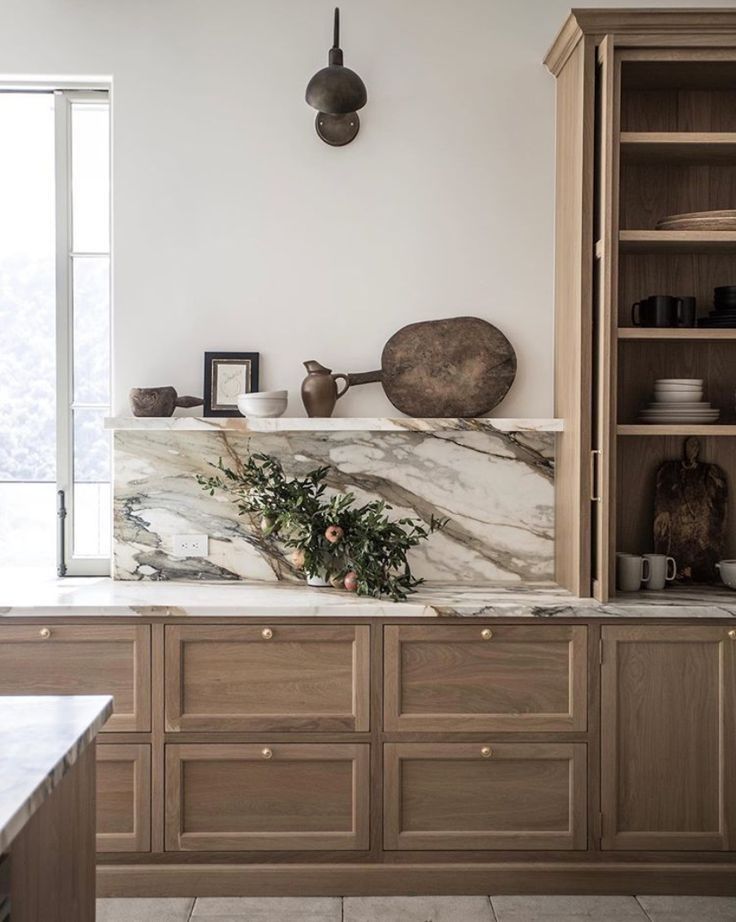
[{"xmin": 546, "ymin": 10, "xmax": 736, "ymax": 600}]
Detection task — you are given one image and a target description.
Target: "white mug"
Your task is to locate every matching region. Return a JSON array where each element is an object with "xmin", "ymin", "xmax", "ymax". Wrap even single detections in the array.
[
  {"xmin": 617, "ymin": 554, "xmax": 649, "ymax": 592},
  {"xmin": 642, "ymin": 554, "xmax": 677, "ymax": 590}
]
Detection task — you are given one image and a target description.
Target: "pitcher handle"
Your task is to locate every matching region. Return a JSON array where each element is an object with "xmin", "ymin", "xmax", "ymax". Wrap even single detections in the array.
[
  {"xmin": 333, "ymin": 374, "xmax": 350, "ymax": 399},
  {"xmin": 666, "ymin": 557, "xmax": 677, "ymax": 581}
]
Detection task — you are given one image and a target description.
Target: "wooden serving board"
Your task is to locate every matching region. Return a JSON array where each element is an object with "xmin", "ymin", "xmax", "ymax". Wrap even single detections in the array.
[
  {"xmin": 653, "ymin": 438, "xmax": 728, "ymax": 582},
  {"xmin": 347, "ymin": 316, "xmax": 517, "ymax": 418}
]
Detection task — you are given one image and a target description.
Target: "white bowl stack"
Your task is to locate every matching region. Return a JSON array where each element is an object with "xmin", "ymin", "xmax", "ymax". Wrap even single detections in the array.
[{"xmin": 640, "ymin": 379, "xmax": 719, "ymax": 424}]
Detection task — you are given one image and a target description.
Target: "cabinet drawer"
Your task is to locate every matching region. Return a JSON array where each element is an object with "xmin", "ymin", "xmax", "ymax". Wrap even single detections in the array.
[
  {"xmin": 165, "ymin": 743, "xmax": 370, "ymax": 851},
  {"xmin": 0, "ymin": 625, "xmax": 151, "ymax": 732},
  {"xmin": 384, "ymin": 742, "xmax": 587, "ymax": 850},
  {"xmin": 165, "ymin": 624, "xmax": 370, "ymax": 732},
  {"xmin": 97, "ymin": 744, "xmax": 151, "ymax": 853},
  {"xmin": 384, "ymin": 624, "xmax": 587, "ymax": 732}
]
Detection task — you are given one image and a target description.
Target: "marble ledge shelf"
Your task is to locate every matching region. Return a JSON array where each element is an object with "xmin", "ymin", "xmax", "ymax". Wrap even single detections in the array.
[{"xmin": 104, "ymin": 416, "xmax": 564, "ymax": 433}]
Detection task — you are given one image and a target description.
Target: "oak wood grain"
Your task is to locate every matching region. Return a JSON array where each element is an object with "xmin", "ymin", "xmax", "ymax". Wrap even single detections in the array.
[
  {"xmin": 10, "ymin": 742, "xmax": 96, "ymax": 921},
  {"xmin": 0, "ymin": 624, "xmax": 151, "ymax": 732},
  {"xmin": 601, "ymin": 625, "xmax": 736, "ymax": 850},
  {"xmin": 383, "ymin": 742, "xmax": 587, "ymax": 851},
  {"xmin": 384, "ymin": 625, "xmax": 587, "ymax": 733},
  {"xmin": 164, "ymin": 624, "xmax": 370, "ymax": 732},
  {"xmin": 165, "ymin": 743, "xmax": 370, "ymax": 852},
  {"xmin": 97, "ymin": 744, "xmax": 151, "ymax": 853},
  {"xmin": 552, "ymin": 36, "xmax": 595, "ymax": 595}
]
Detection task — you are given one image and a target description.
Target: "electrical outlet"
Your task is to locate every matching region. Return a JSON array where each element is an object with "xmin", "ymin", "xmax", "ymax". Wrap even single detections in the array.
[{"xmin": 172, "ymin": 534, "xmax": 209, "ymax": 557}]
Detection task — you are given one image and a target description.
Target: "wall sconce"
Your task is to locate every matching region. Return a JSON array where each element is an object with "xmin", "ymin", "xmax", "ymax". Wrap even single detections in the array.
[{"xmin": 305, "ymin": 8, "xmax": 367, "ymax": 146}]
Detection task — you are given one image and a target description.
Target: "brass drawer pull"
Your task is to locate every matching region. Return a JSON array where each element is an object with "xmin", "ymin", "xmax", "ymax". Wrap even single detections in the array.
[
  {"xmin": 481, "ymin": 746, "xmax": 493, "ymax": 758},
  {"xmin": 729, "ymin": 629, "xmax": 736, "ymax": 640},
  {"xmin": 261, "ymin": 627, "xmax": 273, "ymax": 640},
  {"xmin": 481, "ymin": 628, "xmax": 493, "ymax": 640},
  {"xmin": 261, "ymin": 747, "xmax": 273, "ymax": 759},
  {"xmin": 39, "ymin": 627, "xmax": 51, "ymax": 640}
]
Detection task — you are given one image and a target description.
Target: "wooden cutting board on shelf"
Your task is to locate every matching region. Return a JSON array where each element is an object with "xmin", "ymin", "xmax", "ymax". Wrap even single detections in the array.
[
  {"xmin": 653, "ymin": 437, "xmax": 728, "ymax": 583},
  {"xmin": 346, "ymin": 316, "xmax": 517, "ymax": 418}
]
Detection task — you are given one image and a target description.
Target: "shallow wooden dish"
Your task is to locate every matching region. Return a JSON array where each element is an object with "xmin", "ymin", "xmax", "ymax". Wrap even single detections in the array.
[{"xmin": 656, "ymin": 209, "xmax": 736, "ymax": 230}]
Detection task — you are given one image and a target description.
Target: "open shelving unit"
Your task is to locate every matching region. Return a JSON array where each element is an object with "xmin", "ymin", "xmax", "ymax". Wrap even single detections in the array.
[{"xmin": 595, "ymin": 53, "xmax": 736, "ymax": 600}]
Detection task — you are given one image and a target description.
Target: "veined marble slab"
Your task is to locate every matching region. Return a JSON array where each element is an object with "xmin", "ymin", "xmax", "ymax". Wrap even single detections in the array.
[
  {"xmin": 1, "ymin": 575, "xmax": 735, "ymax": 619},
  {"xmin": 105, "ymin": 416, "xmax": 564, "ymax": 433},
  {"xmin": 0, "ymin": 695, "xmax": 112, "ymax": 852},
  {"xmin": 113, "ymin": 428, "xmax": 556, "ymax": 583}
]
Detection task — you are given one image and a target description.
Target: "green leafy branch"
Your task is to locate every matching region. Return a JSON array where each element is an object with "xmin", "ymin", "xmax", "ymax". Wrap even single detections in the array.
[{"xmin": 197, "ymin": 452, "xmax": 446, "ymax": 601}]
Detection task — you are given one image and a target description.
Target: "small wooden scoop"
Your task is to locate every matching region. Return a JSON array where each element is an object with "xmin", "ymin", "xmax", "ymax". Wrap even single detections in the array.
[{"xmin": 129, "ymin": 387, "xmax": 204, "ymax": 417}]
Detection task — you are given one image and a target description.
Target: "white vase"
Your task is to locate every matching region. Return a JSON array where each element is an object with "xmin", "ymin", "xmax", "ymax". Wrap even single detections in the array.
[{"xmin": 306, "ymin": 573, "xmax": 331, "ymax": 588}]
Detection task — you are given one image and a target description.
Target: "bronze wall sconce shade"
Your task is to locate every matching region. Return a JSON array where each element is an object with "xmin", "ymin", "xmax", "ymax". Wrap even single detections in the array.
[{"xmin": 306, "ymin": 8, "xmax": 367, "ymax": 146}]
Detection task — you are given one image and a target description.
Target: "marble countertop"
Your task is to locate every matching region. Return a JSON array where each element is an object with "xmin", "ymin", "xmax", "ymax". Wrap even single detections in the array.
[
  {"xmin": 0, "ymin": 695, "xmax": 113, "ymax": 853},
  {"xmin": 1, "ymin": 572, "xmax": 735, "ymax": 618}
]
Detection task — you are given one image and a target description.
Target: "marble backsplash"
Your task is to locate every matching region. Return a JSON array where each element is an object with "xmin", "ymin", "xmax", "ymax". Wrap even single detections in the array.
[{"xmin": 113, "ymin": 428, "xmax": 555, "ymax": 583}]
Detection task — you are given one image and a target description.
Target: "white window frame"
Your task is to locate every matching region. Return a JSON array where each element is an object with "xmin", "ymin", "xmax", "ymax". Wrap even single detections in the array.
[{"xmin": 54, "ymin": 88, "xmax": 112, "ymax": 576}]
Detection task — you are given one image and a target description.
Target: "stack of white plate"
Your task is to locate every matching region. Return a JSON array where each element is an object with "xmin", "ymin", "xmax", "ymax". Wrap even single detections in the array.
[{"xmin": 640, "ymin": 379, "xmax": 720, "ymax": 424}]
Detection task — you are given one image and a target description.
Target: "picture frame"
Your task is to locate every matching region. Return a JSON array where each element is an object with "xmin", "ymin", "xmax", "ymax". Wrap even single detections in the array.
[{"xmin": 203, "ymin": 352, "xmax": 260, "ymax": 417}]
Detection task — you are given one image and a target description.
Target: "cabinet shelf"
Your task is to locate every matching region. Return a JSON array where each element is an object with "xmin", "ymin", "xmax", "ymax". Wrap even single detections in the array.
[
  {"xmin": 618, "ymin": 328, "xmax": 736, "ymax": 341},
  {"xmin": 618, "ymin": 424, "xmax": 736, "ymax": 436},
  {"xmin": 620, "ymin": 132, "xmax": 736, "ymax": 162},
  {"xmin": 619, "ymin": 231, "xmax": 736, "ymax": 254}
]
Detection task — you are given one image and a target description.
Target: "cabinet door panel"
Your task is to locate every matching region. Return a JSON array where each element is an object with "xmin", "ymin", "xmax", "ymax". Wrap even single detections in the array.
[
  {"xmin": 384, "ymin": 742, "xmax": 587, "ymax": 850},
  {"xmin": 96, "ymin": 745, "xmax": 151, "ymax": 853},
  {"xmin": 384, "ymin": 625, "xmax": 587, "ymax": 732},
  {"xmin": 165, "ymin": 625, "xmax": 369, "ymax": 732},
  {"xmin": 601, "ymin": 626, "xmax": 736, "ymax": 850},
  {"xmin": 0, "ymin": 625, "xmax": 151, "ymax": 731},
  {"xmin": 165, "ymin": 743, "xmax": 370, "ymax": 851}
]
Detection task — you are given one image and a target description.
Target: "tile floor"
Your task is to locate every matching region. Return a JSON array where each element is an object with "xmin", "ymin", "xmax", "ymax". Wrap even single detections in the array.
[{"xmin": 97, "ymin": 895, "xmax": 736, "ymax": 921}]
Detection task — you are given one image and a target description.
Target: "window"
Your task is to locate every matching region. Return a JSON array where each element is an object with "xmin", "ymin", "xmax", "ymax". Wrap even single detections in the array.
[{"xmin": 0, "ymin": 88, "xmax": 111, "ymax": 575}]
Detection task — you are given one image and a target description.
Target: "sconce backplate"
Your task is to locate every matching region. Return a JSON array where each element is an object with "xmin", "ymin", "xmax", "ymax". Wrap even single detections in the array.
[{"xmin": 315, "ymin": 111, "xmax": 360, "ymax": 146}]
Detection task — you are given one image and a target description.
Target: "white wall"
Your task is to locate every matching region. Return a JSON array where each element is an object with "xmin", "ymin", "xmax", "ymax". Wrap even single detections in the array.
[{"xmin": 1, "ymin": 0, "xmax": 731, "ymax": 417}]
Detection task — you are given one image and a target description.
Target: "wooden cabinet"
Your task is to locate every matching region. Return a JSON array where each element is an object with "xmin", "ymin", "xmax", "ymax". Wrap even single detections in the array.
[
  {"xmin": 601, "ymin": 625, "xmax": 736, "ymax": 850},
  {"xmin": 547, "ymin": 13, "xmax": 736, "ymax": 600},
  {"xmin": 165, "ymin": 743, "xmax": 370, "ymax": 851},
  {"xmin": 384, "ymin": 742, "xmax": 587, "ymax": 851},
  {"xmin": 164, "ymin": 624, "xmax": 370, "ymax": 732},
  {"xmin": 384, "ymin": 625, "xmax": 587, "ymax": 732},
  {"xmin": 96, "ymin": 745, "xmax": 151, "ymax": 853},
  {"xmin": 0, "ymin": 625, "xmax": 151, "ymax": 731}
]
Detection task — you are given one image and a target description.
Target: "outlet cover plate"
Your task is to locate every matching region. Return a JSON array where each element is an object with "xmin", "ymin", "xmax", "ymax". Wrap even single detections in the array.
[{"xmin": 172, "ymin": 534, "xmax": 209, "ymax": 557}]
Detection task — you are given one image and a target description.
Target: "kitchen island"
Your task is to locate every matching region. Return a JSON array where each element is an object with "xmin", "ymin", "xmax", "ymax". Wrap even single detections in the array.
[{"xmin": 0, "ymin": 695, "xmax": 112, "ymax": 921}]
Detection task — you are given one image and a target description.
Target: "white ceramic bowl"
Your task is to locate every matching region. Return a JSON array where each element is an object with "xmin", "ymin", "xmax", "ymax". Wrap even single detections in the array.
[
  {"xmin": 237, "ymin": 390, "xmax": 288, "ymax": 418},
  {"xmin": 656, "ymin": 378, "xmax": 703, "ymax": 385},
  {"xmin": 716, "ymin": 560, "xmax": 736, "ymax": 589}
]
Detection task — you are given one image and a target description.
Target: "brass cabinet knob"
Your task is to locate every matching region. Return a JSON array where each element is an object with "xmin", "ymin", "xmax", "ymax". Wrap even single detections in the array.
[
  {"xmin": 261, "ymin": 747, "xmax": 273, "ymax": 759},
  {"xmin": 481, "ymin": 746, "xmax": 492, "ymax": 758},
  {"xmin": 261, "ymin": 627, "xmax": 273, "ymax": 640},
  {"xmin": 39, "ymin": 627, "xmax": 51, "ymax": 640},
  {"xmin": 729, "ymin": 629, "xmax": 736, "ymax": 640},
  {"xmin": 481, "ymin": 628, "xmax": 493, "ymax": 640}
]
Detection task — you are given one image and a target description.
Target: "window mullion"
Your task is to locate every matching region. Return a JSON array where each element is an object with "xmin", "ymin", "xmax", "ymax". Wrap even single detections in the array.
[{"xmin": 54, "ymin": 90, "xmax": 73, "ymax": 576}]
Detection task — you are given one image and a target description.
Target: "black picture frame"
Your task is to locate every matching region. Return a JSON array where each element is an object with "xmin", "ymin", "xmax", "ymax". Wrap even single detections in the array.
[{"xmin": 203, "ymin": 352, "xmax": 260, "ymax": 417}]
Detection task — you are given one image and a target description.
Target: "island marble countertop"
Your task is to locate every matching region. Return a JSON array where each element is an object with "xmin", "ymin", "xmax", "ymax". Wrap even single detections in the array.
[
  {"xmin": 0, "ymin": 695, "xmax": 112, "ymax": 853},
  {"xmin": 1, "ymin": 573, "xmax": 735, "ymax": 618}
]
